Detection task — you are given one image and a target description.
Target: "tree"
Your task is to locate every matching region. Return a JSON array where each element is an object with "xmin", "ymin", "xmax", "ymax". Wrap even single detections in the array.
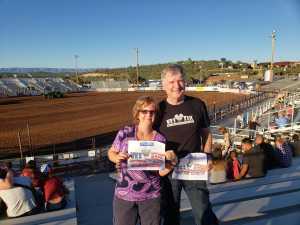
[{"xmin": 220, "ymin": 58, "xmax": 227, "ymax": 63}]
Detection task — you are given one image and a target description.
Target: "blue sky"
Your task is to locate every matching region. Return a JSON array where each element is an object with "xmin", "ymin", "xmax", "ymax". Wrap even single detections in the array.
[{"xmin": 0, "ymin": 0, "xmax": 299, "ymax": 68}]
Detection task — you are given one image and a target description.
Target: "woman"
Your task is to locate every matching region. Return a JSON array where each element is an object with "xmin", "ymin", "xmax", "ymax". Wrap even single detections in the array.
[
  {"xmin": 209, "ymin": 147, "xmax": 227, "ymax": 184},
  {"xmin": 218, "ymin": 127, "xmax": 232, "ymax": 158},
  {"xmin": 226, "ymin": 150, "xmax": 241, "ymax": 181},
  {"xmin": 108, "ymin": 96, "xmax": 176, "ymax": 225},
  {"xmin": 21, "ymin": 160, "xmax": 42, "ymax": 189}
]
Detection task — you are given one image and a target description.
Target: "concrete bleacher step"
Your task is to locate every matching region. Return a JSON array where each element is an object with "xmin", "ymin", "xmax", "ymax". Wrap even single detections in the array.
[
  {"xmin": 223, "ymin": 208, "xmax": 300, "ymax": 225},
  {"xmin": 180, "ymin": 158, "xmax": 300, "ymax": 224},
  {"xmin": 208, "ymin": 157, "xmax": 300, "ymax": 193},
  {"xmin": 181, "ymin": 189, "xmax": 300, "ymax": 225},
  {"xmin": 0, "ymin": 179, "xmax": 77, "ymax": 225},
  {"xmin": 180, "ymin": 178, "xmax": 300, "ymax": 212},
  {"xmin": 214, "ymin": 190, "xmax": 300, "ymax": 223}
]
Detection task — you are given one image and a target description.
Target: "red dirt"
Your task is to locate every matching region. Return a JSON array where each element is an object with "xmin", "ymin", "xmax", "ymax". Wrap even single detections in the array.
[{"xmin": 0, "ymin": 91, "xmax": 247, "ymax": 157}]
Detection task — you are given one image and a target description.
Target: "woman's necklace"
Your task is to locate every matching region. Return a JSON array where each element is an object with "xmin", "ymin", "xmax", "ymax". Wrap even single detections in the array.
[{"xmin": 136, "ymin": 129, "xmax": 155, "ymax": 141}]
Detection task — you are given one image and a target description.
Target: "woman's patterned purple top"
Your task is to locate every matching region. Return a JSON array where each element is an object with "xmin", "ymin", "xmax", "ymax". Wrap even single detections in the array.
[{"xmin": 112, "ymin": 125, "xmax": 165, "ymax": 201}]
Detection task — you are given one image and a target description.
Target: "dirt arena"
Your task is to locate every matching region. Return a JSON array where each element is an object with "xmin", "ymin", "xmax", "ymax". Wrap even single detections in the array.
[{"xmin": 0, "ymin": 91, "xmax": 248, "ymax": 157}]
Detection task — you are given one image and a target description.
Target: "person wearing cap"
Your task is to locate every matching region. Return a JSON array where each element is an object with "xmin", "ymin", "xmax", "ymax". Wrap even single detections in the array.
[{"xmin": 40, "ymin": 164, "xmax": 68, "ymax": 211}]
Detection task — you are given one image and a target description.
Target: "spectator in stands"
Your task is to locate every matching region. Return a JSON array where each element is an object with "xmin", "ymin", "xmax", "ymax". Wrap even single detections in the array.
[
  {"xmin": 0, "ymin": 168, "xmax": 38, "ymax": 218},
  {"xmin": 254, "ymin": 134, "xmax": 280, "ymax": 170},
  {"xmin": 294, "ymin": 108, "xmax": 300, "ymax": 123},
  {"xmin": 40, "ymin": 163, "xmax": 68, "ymax": 212},
  {"xmin": 2, "ymin": 161, "xmax": 17, "ymax": 176},
  {"xmin": 107, "ymin": 96, "xmax": 177, "ymax": 225},
  {"xmin": 248, "ymin": 117, "xmax": 260, "ymax": 140},
  {"xmin": 21, "ymin": 160, "xmax": 42, "ymax": 189},
  {"xmin": 235, "ymin": 138, "xmax": 266, "ymax": 180},
  {"xmin": 209, "ymin": 147, "xmax": 227, "ymax": 184},
  {"xmin": 226, "ymin": 150, "xmax": 241, "ymax": 181},
  {"xmin": 290, "ymin": 134, "xmax": 300, "ymax": 157},
  {"xmin": 218, "ymin": 127, "xmax": 232, "ymax": 158},
  {"xmin": 275, "ymin": 111, "xmax": 289, "ymax": 128},
  {"xmin": 274, "ymin": 136, "xmax": 293, "ymax": 167},
  {"xmin": 236, "ymin": 113, "xmax": 243, "ymax": 128},
  {"xmin": 286, "ymin": 104, "xmax": 294, "ymax": 119}
]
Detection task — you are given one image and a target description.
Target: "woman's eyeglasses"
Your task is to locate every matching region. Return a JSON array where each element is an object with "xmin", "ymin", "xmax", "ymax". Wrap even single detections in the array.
[{"xmin": 139, "ymin": 110, "xmax": 156, "ymax": 115}]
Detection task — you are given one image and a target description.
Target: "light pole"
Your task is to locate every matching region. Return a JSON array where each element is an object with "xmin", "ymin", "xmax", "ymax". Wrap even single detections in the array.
[
  {"xmin": 199, "ymin": 65, "xmax": 202, "ymax": 83},
  {"xmin": 134, "ymin": 48, "xmax": 139, "ymax": 87},
  {"xmin": 74, "ymin": 54, "xmax": 79, "ymax": 83},
  {"xmin": 270, "ymin": 30, "xmax": 276, "ymax": 70}
]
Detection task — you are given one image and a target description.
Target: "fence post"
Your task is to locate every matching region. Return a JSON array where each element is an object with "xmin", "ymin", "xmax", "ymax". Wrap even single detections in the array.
[
  {"xmin": 291, "ymin": 102, "xmax": 295, "ymax": 130},
  {"xmin": 26, "ymin": 121, "xmax": 33, "ymax": 157},
  {"xmin": 234, "ymin": 119, "xmax": 237, "ymax": 134},
  {"xmin": 17, "ymin": 130, "xmax": 23, "ymax": 161}
]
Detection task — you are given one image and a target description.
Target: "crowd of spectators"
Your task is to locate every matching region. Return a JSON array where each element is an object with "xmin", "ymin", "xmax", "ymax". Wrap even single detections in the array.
[
  {"xmin": 0, "ymin": 160, "xmax": 68, "ymax": 218},
  {"xmin": 211, "ymin": 93, "xmax": 300, "ymax": 183},
  {"xmin": 209, "ymin": 133, "xmax": 300, "ymax": 184}
]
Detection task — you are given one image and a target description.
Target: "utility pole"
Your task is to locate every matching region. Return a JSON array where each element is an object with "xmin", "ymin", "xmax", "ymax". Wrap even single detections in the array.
[
  {"xmin": 270, "ymin": 30, "xmax": 276, "ymax": 70},
  {"xmin": 134, "ymin": 48, "xmax": 139, "ymax": 87},
  {"xmin": 74, "ymin": 54, "xmax": 79, "ymax": 83},
  {"xmin": 199, "ymin": 65, "xmax": 202, "ymax": 82}
]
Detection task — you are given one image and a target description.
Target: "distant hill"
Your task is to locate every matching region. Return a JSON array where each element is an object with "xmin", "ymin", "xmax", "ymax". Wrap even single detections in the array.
[
  {"xmin": 0, "ymin": 67, "xmax": 94, "ymax": 73},
  {"xmin": 5, "ymin": 59, "xmax": 298, "ymax": 83}
]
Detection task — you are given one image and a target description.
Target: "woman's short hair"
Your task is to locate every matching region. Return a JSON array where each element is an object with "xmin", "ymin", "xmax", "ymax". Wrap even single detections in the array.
[
  {"xmin": 132, "ymin": 96, "xmax": 156, "ymax": 124},
  {"xmin": 161, "ymin": 64, "xmax": 186, "ymax": 81}
]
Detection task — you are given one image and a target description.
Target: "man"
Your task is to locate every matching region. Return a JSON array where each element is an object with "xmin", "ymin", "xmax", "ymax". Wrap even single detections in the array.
[
  {"xmin": 254, "ymin": 134, "xmax": 280, "ymax": 170},
  {"xmin": 155, "ymin": 64, "xmax": 218, "ymax": 225},
  {"xmin": 275, "ymin": 111, "xmax": 289, "ymax": 128},
  {"xmin": 290, "ymin": 134, "xmax": 300, "ymax": 157},
  {"xmin": 236, "ymin": 138, "xmax": 266, "ymax": 180},
  {"xmin": 248, "ymin": 117, "xmax": 260, "ymax": 140},
  {"xmin": 274, "ymin": 136, "xmax": 293, "ymax": 167}
]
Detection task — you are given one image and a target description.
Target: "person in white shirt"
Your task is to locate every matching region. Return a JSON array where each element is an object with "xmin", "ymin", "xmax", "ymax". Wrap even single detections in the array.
[{"xmin": 0, "ymin": 168, "xmax": 37, "ymax": 218}]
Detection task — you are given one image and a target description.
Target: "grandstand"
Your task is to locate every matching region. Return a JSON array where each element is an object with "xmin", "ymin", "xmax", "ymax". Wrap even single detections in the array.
[
  {"xmin": 90, "ymin": 80, "xmax": 130, "ymax": 91},
  {"xmin": 211, "ymin": 92, "xmax": 300, "ymax": 147},
  {"xmin": 0, "ymin": 78, "xmax": 82, "ymax": 97}
]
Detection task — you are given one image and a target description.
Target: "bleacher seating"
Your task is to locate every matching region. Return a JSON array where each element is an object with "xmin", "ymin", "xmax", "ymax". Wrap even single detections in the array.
[
  {"xmin": 180, "ymin": 157, "xmax": 300, "ymax": 224},
  {"xmin": 0, "ymin": 179, "xmax": 77, "ymax": 225},
  {"xmin": 0, "ymin": 78, "xmax": 82, "ymax": 97}
]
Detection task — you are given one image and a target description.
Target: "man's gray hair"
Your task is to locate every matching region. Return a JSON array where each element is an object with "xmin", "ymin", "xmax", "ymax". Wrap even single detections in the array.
[{"xmin": 161, "ymin": 64, "xmax": 186, "ymax": 81}]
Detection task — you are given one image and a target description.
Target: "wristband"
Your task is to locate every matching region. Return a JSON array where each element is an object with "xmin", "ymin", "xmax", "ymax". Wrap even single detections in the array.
[{"xmin": 206, "ymin": 153, "xmax": 212, "ymax": 161}]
